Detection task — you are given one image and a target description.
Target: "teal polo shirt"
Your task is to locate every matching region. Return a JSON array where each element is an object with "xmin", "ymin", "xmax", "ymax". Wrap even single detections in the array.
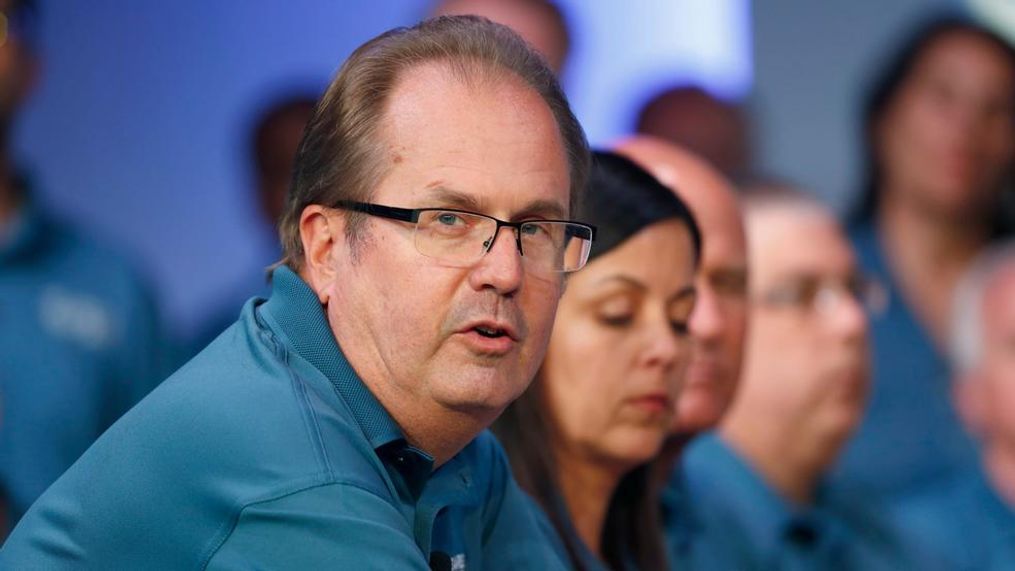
[
  {"xmin": 1, "ymin": 266, "xmax": 566, "ymax": 569},
  {"xmin": 667, "ymin": 432, "xmax": 941, "ymax": 570}
]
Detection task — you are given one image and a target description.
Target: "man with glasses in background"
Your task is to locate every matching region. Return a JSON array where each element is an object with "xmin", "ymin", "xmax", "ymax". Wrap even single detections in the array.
[
  {"xmin": 2, "ymin": 15, "xmax": 591, "ymax": 569},
  {"xmin": 678, "ymin": 187, "xmax": 937, "ymax": 569}
]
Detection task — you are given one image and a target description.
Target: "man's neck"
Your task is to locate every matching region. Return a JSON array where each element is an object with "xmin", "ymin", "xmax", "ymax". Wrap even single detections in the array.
[
  {"xmin": 719, "ymin": 414, "xmax": 846, "ymax": 506},
  {"xmin": 555, "ymin": 447, "xmax": 624, "ymax": 559},
  {"xmin": 389, "ymin": 397, "xmax": 495, "ymax": 468}
]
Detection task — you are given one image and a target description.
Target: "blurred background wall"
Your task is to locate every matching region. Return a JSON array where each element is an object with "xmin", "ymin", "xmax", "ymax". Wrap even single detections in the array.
[{"xmin": 16, "ymin": 0, "xmax": 988, "ymax": 339}]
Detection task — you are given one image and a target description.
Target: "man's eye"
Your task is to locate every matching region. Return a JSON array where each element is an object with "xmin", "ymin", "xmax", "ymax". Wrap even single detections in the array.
[
  {"xmin": 521, "ymin": 223, "xmax": 548, "ymax": 237},
  {"xmin": 436, "ymin": 213, "xmax": 465, "ymax": 226}
]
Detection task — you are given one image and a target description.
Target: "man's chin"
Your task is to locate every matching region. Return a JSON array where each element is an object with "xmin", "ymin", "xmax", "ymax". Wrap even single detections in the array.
[{"xmin": 435, "ymin": 372, "xmax": 527, "ymax": 416}]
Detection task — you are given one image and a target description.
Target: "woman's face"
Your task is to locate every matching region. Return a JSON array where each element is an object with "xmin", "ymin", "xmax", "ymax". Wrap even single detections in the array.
[
  {"xmin": 541, "ymin": 219, "xmax": 697, "ymax": 469},
  {"xmin": 877, "ymin": 29, "xmax": 1015, "ymax": 218}
]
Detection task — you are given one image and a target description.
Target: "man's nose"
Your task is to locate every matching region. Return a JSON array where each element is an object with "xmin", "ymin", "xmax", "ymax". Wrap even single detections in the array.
[{"xmin": 468, "ymin": 226, "xmax": 524, "ymax": 295}]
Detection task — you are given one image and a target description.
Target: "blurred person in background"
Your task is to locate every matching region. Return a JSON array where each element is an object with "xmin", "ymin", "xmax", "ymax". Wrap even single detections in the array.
[
  {"xmin": 431, "ymin": 0, "xmax": 570, "ymax": 75},
  {"xmin": 493, "ymin": 151, "xmax": 701, "ymax": 570},
  {"xmin": 635, "ymin": 85, "xmax": 753, "ymax": 183},
  {"xmin": 615, "ymin": 135, "xmax": 749, "ymax": 568},
  {"xmin": 0, "ymin": 0, "xmax": 167, "ymax": 538},
  {"xmin": 840, "ymin": 15, "xmax": 1015, "ymax": 501},
  {"xmin": 891, "ymin": 242, "xmax": 1015, "ymax": 568},
  {"xmin": 681, "ymin": 188, "xmax": 934, "ymax": 569},
  {"xmin": 188, "ymin": 91, "xmax": 318, "ymax": 354}
]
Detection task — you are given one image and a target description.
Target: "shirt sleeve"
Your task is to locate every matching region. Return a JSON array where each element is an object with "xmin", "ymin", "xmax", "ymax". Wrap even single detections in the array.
[{"xmin": 205, "ymin": 482, "xmax": 431, "ymax": 570}]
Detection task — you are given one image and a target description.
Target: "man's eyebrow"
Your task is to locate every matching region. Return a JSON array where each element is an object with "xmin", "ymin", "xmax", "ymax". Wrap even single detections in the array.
[
  {"xmin": 423, "ymin": 186, "xmax": 482, "ymax": 211},
  {"xmin": 422, "ymin": 185, "xmax": 567, "ymax": 220}
]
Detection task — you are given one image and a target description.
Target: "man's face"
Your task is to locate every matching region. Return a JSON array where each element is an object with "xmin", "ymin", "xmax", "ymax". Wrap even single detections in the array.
[
  {"xmin": 966, "ymin": 265, "xmax": 1015, "ymax": 444},
  {"xmin": 739, "ymin": 205, "xmax": 869, "ymax": 440},
  {"xmin": 326, "ymin": 63, "xmax": 571, "ymax": 420},
  {"xmin": 677, "ymin": 185, "xmax": 748, "ymax": 434}
]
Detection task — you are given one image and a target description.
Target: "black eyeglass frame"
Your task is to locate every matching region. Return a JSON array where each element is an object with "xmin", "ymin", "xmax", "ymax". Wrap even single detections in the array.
[{"xmin": 332, "ymin": 199, "xmax": 597, "ymax": 271}]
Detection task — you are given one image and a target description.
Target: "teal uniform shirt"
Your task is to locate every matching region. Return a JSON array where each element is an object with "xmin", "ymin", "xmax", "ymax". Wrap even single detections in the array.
[
  {"xmin": 890, "ymin": 468, "xmax": 1015, "ymax": 570},
  {"xmin": 665, "ymin": 433, "xmax": 941, "ymax": 570},
  {"xmin": 1, "ymin": 266, "xmax": 566, "ymax": 570},
  {"xmin": 0, "ymin": 201, "xmax": 168, "ymax": 533},
  {"xmin": 835, "ymin": 222, "xmax": 977, "ymax": 499}
]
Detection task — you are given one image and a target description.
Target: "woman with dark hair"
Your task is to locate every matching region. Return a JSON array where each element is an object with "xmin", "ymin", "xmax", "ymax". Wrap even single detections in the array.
[
  {"xmin": 839, "ymin": 14, "xmax": 1015, "ymax": 500},
  {"xmin": 493, "ymin": 150, "xmax": 701, "ymax": 570}
]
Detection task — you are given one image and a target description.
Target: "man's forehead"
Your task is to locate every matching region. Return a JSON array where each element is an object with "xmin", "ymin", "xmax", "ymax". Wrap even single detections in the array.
[
  {"xmin": 748, "ymin": 207, "xmax": 854, "ymax": 279},
  {"xmin": 373, "ymin": 62, "xmax": 570, "ymax": 214}
]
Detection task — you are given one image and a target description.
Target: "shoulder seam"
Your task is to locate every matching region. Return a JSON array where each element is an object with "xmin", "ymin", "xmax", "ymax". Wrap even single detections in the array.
[{"xmin": 198, "ymin": 477, "xmax": 393, "ymax": 570}]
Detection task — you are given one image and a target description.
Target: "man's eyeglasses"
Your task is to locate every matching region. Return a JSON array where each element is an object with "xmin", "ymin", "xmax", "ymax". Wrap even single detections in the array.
[
  {"xmin": 333, "ymin": 200, "xmax": 597, "ymax": 273},
  {"xmin": 757, "ymin": 273, "xmax": 887, "ymax": 316}
]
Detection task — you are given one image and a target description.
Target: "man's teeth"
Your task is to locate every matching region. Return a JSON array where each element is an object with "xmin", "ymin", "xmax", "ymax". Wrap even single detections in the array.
[{"xmin": 476, "ymin": 326, "xmax": 503, "ymax": 338}]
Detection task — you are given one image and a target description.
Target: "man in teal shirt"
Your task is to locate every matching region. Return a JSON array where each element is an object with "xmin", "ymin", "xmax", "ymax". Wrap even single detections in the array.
[{"xmin": 2, "ymin": 14, "xmax": 592, "ymax": 569}]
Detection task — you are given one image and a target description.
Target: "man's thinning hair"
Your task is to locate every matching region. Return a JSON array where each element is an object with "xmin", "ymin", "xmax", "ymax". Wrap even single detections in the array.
[{"xmin": 277, "ymin": 15, "xmax": 589, "ymax": 271}]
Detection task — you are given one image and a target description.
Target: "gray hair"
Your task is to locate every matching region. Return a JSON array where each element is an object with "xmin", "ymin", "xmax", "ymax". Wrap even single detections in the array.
[{"xmin": 951, "ymin": 240, "xmax": 1015, "ymax": 374}]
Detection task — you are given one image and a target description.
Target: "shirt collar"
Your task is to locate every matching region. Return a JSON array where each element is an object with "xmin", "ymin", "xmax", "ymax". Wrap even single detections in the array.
[
  {"xmin": 260, "ymin": 265, "xmax": 410, "ymax": 453},
  {"xmin": 684, "ymin": 433, "xmax": 846, "ymax": 552}
]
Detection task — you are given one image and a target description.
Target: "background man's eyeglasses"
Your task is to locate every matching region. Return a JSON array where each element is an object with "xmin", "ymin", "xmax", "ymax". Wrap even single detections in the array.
[
  {"xmin": 332, "ymin": 200, "xmax": 597, "ymax": 273},
  {"xmin": 757, "ymin": 273, "xmax": 887, "ymax": 316}
]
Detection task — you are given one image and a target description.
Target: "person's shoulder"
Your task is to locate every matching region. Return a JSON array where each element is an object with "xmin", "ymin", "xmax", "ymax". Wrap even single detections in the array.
[
  {"xmin": 39, "ymin": 215, "xmax": 149, "ymax": 286},
  {"xmin": 1, "ymin": 321, "xmax": 393, "ymax": 568},
  {"xmin": 28, "ymin": 213, "xmax": 161, "ymax": 332}
]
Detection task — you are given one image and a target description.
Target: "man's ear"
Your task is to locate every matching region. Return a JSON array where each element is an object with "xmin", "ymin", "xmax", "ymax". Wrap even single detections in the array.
[
  {"xmin": 299, "ymin": 205, "xmax": 342, "ymax": 304},
  {"xmin": 954, "ymin": 372, "xmax": 987, "ymax": 439}
]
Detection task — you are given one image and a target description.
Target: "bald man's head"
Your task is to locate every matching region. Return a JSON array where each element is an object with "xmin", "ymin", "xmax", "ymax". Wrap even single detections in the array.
[{"xmin": 616, "ymin": 135, "xmax": 748, "ymax": 436}]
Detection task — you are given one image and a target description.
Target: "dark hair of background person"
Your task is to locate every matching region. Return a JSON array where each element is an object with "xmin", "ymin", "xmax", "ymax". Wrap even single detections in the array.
[
  {"xmin": 428, "ymin": 0, "xmax": 571, "ymax": 74},
  {"xmin": 635, "ymin": 84, "xmax": 751, "ymax": 183},
  {"xmin": 5, "ymin": 0, "xmax": 39, "ymax": 49},
  {"xmin": 276, "ymin": 14, "xmax": 589, "ymax": 272},
  {"xmin": 248, "ymin": 91, "xmax": 319, "ymax": 228},
  {"xmin": 852, "ymin": 14, "xmax": 1015, "ymax": 232},
  {"xmin": 492, "ymin": 151, "xmax": 701, "ymax": 571}
]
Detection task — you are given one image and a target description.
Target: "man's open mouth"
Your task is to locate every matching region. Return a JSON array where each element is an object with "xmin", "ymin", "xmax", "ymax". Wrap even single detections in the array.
[{"xmin": 474, "ymin": 326, "xmax": 507, "ymax": 339}]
